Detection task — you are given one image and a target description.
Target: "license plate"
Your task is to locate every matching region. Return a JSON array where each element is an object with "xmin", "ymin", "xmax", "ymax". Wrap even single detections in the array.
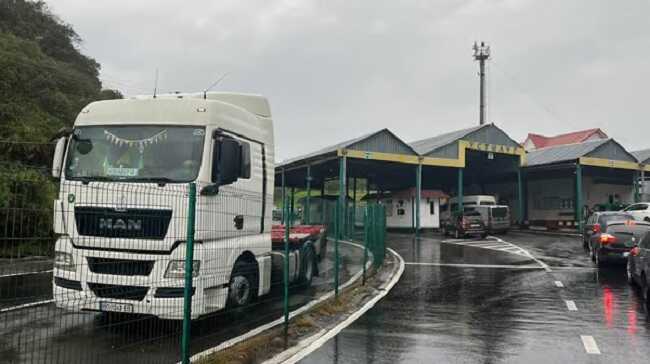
[
  {"xmin": 623, "ymin": 252, "xmax": 630, "ymax": 258},
  {"xmin": 471, "ymin": 224, "xmax": 480, "ymax": 228},
  {"xmin": 100, "ymin": 302, "xmax": 133, "ymax": 313}
]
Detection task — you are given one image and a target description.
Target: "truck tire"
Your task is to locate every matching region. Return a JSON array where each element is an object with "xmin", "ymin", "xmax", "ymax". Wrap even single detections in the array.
[
  {"xmin": 227, "ymin": 260, "xmax": 258, "ymax": 308},
  {"xmin": 300, "ymin": 246, "xmax": 316, "ymax": 287}
]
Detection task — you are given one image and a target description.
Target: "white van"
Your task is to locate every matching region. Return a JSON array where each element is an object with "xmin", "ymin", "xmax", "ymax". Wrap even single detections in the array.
[{"xmin": 441, "ymin": 195, "xmax": 510, "ymax": 234}]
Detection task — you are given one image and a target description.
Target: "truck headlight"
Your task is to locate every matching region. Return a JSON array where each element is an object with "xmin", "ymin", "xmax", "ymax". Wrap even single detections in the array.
[
  {"xmin": 54, "ymin": 251, "xmax": 75, "ymax": 271},
  {"xmin": 164, "ymin": 260, "xmax": 200, "ymax": 278}
]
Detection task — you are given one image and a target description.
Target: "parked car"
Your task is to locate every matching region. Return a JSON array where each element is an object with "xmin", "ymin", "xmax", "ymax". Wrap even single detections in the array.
[
  {"xmin": 622, "ymin": 202, "xmax": 650, "ymax": 222},
  {"xmin": 441, "ymin": 210, "xmax": 487, "ymax": 239},
  {"xmin": 586, "ymin": 219, "xmax": 650, "ymax": 267},
  {"xmin": 583, "ymin": 211, "xmax": 634, "ymax": 250},
  {"xmin": 474, "ymin": 205, "xmax": 511, "ymax": 234},
  {"xmin": 626, "ymin": 229, "xmax": 650, "ymax": 306}
]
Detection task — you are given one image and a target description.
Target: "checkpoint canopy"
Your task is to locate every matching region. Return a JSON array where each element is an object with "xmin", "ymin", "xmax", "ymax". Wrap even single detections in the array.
[
  {"xmin": 274, "ymin": 123, "xmax": 528, "ymax": 233},
  {"xmin": 525, "ymin": 138, "xmax": 642, "ymax": 230}
]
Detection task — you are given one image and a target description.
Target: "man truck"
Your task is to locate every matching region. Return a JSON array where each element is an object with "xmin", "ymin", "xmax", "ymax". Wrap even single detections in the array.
[{"xmin": 50, "ymin": 92, "xmax": 324, "ymax": 320}]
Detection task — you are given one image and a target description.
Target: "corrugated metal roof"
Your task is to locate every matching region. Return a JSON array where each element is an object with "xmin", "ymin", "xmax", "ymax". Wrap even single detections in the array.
[
  {"xmin": 632, "ymin": 148, "xmax": 650, "ymax": 164},
  {"xmin": 277, "ymin": 128, "xmax": 417, "ymax": 168},
  {"xmin": 409, "ymin": 125, "xmax": 486, "ymax": 155},
  {"xmin": 527, "ymin": 139, "xmax": 610, "ymax": 166}
]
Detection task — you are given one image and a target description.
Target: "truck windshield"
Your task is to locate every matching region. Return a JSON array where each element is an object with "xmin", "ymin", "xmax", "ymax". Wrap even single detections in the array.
[{"xmin": 65, "ymin": 126, "xmax": 205, "ymax": 183}]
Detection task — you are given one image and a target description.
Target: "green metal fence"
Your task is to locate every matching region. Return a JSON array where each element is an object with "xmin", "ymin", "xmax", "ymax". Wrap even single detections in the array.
[{"xmin": 0, "ymin": 167, "xmax": 388, "ymax": 363}]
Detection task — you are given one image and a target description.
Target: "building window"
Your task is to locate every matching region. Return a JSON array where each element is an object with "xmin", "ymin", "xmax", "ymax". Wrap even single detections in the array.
[{"xmin": 430, "ymin": 201, "xmax": 435, "ymax": 215}]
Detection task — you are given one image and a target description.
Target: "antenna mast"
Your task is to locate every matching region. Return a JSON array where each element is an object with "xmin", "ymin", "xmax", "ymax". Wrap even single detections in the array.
[
  {"xmin": 153, "ymin": 68, "xmax": 159, "ymax": 98},
  {"xmin": 473, "ymin": 41, "xmax": 490, "ymax": 125}
]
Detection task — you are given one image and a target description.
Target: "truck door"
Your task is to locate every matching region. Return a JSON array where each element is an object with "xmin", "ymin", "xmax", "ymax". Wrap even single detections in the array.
[{"xmin": 198, "ymin": 131, "xmax": 265, "ymax": 241}]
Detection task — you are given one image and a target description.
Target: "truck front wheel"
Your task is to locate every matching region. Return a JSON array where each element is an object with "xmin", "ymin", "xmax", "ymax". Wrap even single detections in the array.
[{"xmin": 227, "ymin": 260, "xmax": 258, "ymax": 308}]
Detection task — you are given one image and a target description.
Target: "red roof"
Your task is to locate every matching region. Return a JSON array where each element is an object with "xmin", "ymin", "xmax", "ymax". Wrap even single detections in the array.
[{"xmin": 524, "ymin": 129, "xmax": 607, "ymax": 149}]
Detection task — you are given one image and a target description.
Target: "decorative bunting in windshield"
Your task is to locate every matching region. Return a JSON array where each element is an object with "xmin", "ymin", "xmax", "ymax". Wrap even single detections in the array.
[{"xmin": 104, "ymin": 129, "xmax": 168, "ymax": 152}]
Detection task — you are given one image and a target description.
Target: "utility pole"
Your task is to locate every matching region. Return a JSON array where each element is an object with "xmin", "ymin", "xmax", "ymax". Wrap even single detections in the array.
[{"xmin": 473, "ymin": 41, "xmax": 491, "ymax": 125}]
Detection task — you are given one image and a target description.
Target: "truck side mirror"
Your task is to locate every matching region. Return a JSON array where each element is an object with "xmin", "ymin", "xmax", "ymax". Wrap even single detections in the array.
[
  {"xmin": 212, "ymin": 135, "xmax": 242, "ymax": 187},
  {"xmin": 52, "ymin": 137, "xmax": 67, "ymax": 179}
]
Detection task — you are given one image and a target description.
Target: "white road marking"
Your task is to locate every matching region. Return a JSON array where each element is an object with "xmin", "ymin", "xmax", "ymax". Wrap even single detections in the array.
[
  {"xmin": 404, "ymin": 262, "xmax": 543, "ymax": 269},
  {"xmin": 554, "ymin": 280, "xmax": 565, "ymax": 288},
  {"xmin": 0, "ymin": 299, "xmax": 54, "ymax": 313},
  {"xmin": 580, "ymin": 335, "xmax": 601, "ymax": 354},
  {"xmin": 0, "ymin": 269, "xmax": 53, "ymax": 279},
  {"xmin": 565, "ymin": 300, "xmax": 578, "ymax": 311}
]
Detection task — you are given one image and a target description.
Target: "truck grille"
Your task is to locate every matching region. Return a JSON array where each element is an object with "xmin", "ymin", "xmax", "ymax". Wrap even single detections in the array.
[
  {"xmin": 74, "ymin": 207, "xmax": 172, "ymax": 240},
  {"xmin": 88, "ymin": 283, "xmax": 149, "ymax": 301},
  {"xmin": 87, "ymin": 257, "xmax": 154, "ymax": 276}
]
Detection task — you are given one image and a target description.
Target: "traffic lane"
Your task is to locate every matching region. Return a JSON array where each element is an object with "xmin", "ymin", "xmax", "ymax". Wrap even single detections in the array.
[
  {"xmin": 550, "ymin": 266, "xmax": 650, "ymax": 360},
  {"xmin": 301, "ymin": 233, "xmax": 650, "ymax": 364},
  {"xmin": 387, "ymin": 232, "xmax": 536, "ymax": 267},
  {"xmin": 0, "ymin": 271, "xmax": 52, "ymax": 309},
  {"xmin": 500, "ymin": 231, "xmax": 589, "ymax": 267},
  {"xmin": 0, "ymin": 240, "xmax": 365, "ymax": 363},
  {"xmin": 302, "ymin": 265, "xmax": 588, "ymax": 364}
]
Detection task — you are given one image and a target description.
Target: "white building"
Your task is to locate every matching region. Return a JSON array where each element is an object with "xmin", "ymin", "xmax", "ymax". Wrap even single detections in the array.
[{"xmin": 362, "ymin": 188, "xmax": 447, "ymax": 229}]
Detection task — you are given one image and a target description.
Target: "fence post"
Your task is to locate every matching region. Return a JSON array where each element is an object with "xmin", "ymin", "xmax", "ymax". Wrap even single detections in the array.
[
  {"xmin": 362, "ymin": 205, "xmax": 369, "ymax": 285},
  {"xmin": 181, "ymin": 182, "xmax": 197, "ymax": 364},
  {"xmin": 335, "ymin": 155, "xmax": 346, "ymax": 297},
  {"xmin": 283, "ymin": 192, "xmax": 290, "ymax": 336}
]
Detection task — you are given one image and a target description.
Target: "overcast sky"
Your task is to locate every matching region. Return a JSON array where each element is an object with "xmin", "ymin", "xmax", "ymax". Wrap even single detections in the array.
[{"xmin": 48, "ymin": 0, "xmax": 650, "ymax": 160}]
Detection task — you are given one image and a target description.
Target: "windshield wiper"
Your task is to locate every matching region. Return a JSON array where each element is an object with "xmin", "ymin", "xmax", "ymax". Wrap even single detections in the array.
[
  {"xmin": 129, "ymin": 177, "xmax": 177, "ymax": 186},
  {"xmin": 75, "ymin": 176, "xmax": 115, "ymax": 184}
]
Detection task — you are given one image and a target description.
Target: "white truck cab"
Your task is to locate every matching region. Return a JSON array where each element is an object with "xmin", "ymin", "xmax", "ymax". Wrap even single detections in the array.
[{"xmin": 50, "ymin": 92, "xmax": 316, "ymax": 320}]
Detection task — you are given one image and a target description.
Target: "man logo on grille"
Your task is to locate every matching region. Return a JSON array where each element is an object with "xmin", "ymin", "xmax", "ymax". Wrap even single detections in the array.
[{"xmin": 99, "ymin": 218, "xmax": 142, "ymax": 231}]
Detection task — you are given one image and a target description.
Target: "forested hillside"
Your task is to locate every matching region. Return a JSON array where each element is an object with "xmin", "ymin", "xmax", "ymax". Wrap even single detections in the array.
[
  {"xmin": 0, "ymin": 0, "xmax": 121, "ymax": 165},
  {"xmin": 0, "ymin": 0, "xmax": 121, "ymax": 251}
]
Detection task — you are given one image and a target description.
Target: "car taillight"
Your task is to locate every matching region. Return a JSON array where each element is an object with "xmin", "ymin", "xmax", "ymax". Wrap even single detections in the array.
[
  {"xmin": 631, "ymin": 246, "xmax": 641, "ymax": 257},
  {"xmin": 593, "ymin": 224, "xmax": 601, "ymax": 233},
  {"xmin": 600, "ymin": 233, "xmax": 617, "ymax": 245}
]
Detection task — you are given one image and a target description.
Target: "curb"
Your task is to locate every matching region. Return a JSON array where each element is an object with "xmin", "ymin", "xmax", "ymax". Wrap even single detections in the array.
[
  {"xmin": 262, "ymin": 246, "xmax": 405, "ymax": 364},
  {"xmin": 188, "ymin": 239, "xmax": 372, "ymax": 363}
]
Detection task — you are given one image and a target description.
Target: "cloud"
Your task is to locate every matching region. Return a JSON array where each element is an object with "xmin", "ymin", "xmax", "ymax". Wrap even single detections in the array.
[{"xmin": 48, "ymin": 0, "xmax": 650, "ymax": 159}]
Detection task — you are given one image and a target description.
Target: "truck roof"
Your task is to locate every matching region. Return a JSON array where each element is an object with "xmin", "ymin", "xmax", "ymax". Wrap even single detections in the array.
[{"xmin": 74, "ymin": 92, "xmax": 274, "ymax": 146}]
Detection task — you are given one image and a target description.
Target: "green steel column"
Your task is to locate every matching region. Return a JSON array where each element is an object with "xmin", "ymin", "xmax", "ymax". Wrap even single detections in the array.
[
  {"xmin": 283, "ymin": 191, "xmax": 290, "ymax": 336},
  {"xmin": 320, "ymin": 182, "xmax": 326, "ymax": 224},
  {"xmin": 517, "ymin": 168, "xmax": 524, "ymax": 225},
  {"xmin": 633, "ymin": 171, "xmax": 641, "ymax": 203},
  {"xmin": 411, "ymin": 196, "xmax": 415, "ymax": 231},
  {"xmin": 352, "ymin": 177, "xmax": 357, "ymax": 236},
  {"xmin": 336, "ymin": 155, "xmax": 347, "ymax": 297},
  {"xmin": 181, "ymin": 182, "xmax": 197, "ymax": 364},
  {"xmin": 305, "ymin": 165, "xmax": 311, "ymax": 224},
  {"xmin": 457, "ymin": 168, "xmax": 464, "ymax": 213},
  {"xmin": 290, "ymin": 187, "xmax": 295, "ymax": 225},
  {"xmin": 416, "ymin": 163, "xmax": 422, "ymax": 237},
  {"xmin": 576, "ymin": 163, "xmax": 583, "ymax": 232},
  {"xmin": 281, "ymin": 169, "xmax": 286, "ymax": 224}
]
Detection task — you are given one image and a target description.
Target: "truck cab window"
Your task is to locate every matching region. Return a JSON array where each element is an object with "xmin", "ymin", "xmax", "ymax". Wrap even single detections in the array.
[{"xmin": 65, "ymin": 126, "xmax": 205, "ymax": 183}]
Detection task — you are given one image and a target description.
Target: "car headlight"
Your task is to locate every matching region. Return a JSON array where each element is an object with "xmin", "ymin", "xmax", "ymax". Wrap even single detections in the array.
[
  {"xmin": 54, "ymin": 251, "xmax": 75, "ymax": 271},
  {"xmin": 164, "ymin": 260, "xmax": 200, "ymax": 278}
]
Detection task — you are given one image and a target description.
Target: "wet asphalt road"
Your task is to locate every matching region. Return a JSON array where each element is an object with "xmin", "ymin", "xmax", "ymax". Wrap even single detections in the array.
[
  {"xmin": 0, "ymin": 241, "xmax": 364, "ymax": 363},
  {"xmin": 302, "ymin": 231, "xmax": 650, "ymax": 363}
]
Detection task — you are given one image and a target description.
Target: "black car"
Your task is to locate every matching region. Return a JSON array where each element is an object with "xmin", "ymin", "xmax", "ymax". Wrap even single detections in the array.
[
  {"xmin": 583, "ymin": 211, "xmax": 634, "ymax": 251},
  {"xmin": 626, "ymin": 229, "xmax": 650, "ymax": 306},
  {"xmin": 442, "ymin": 211, "xmax": 487, "ymax": 239},
  {"xmin": 586, "ymin": 218, "xmax": 650, "ymax": 267}
]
